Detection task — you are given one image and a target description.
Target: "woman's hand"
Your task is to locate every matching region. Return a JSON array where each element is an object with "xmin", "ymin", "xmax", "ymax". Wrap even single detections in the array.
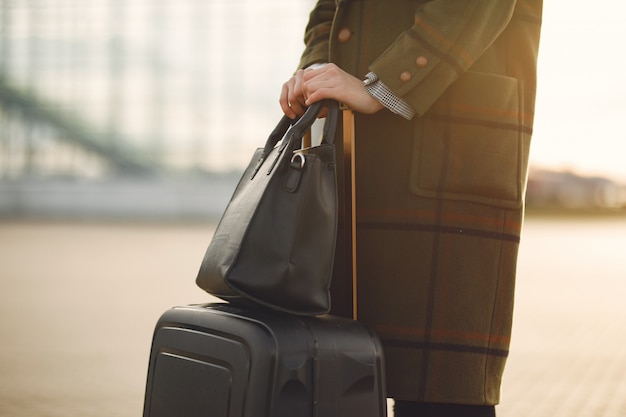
[{"xmin": 280, "ymin": 63, "xmax": 383, "ymax": 119}]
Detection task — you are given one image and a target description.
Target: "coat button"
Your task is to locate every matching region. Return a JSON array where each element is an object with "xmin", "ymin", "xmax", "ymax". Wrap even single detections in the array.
[
  {"xmin": 400, "ymin": 71, "xmax": 412, "ymax": 83},
  {"xmin": 416, "ymin": 56, "xmax": 428, "ymax": 68},
  {"xmin": 337, "ymin": 28, "xmax": 352, "ymax": 43}
]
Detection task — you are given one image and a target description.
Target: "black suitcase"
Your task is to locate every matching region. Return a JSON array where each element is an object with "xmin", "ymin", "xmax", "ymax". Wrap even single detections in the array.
[{"xmin": 142, "ymin": 303, "xmax": 387, "ymax": 417}]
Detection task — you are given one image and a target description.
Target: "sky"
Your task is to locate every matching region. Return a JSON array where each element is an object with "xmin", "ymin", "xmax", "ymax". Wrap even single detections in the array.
[{"xmin": 530, "ymin": 0, "xmax": 626, "ymax": 182}]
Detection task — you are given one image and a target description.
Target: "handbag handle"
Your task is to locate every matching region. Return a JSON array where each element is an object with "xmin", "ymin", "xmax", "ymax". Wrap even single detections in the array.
[
  {"xmin": 262, "ymin": 100, "xmax": 340, "ymax": 156},
  {"xmin": 251, "ymin": 100, "xmax": 339, "ymax": 178},
  {"xmin": 288, "ymin": 99, "xmax": 339, "ymax": 146}
]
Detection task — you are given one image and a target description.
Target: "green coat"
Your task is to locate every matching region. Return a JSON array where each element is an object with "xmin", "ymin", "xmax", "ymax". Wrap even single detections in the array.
[{"xmin": 298, "ymin": 0, "xmax": 542, "ymax": 406}]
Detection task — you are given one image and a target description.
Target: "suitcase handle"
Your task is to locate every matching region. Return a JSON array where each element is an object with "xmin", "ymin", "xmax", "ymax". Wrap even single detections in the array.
[{"xmin": 342, "ymin": 109, "xmax": 358, "ymax": 320}]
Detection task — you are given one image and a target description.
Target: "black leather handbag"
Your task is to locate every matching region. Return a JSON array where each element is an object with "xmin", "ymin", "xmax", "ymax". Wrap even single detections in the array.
[{"xmin": 196, "ymin": 100, "xmax": 339, "ymax": 315}]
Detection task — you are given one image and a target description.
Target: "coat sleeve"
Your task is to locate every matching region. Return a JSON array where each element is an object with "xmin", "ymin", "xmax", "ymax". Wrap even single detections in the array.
[
  {"xmin": 297, "ymin": 0, "xmax": 336, "ymax": 70},
  {"xmin": 370, "ymin": 0, "xmax": 518, "ymax": 116}
]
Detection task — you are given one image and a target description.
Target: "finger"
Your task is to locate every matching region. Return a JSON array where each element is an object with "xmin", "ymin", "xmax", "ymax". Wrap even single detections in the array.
[
  {"xmin": 302, "ymin": 66, "xmax": 346, "ymax": 105},
  {"xmin": 279, "ymin": 82, "xmax": 297, "ymax": 119},
  {"xmin": 305, "ymin": 88, "xmax": 333, "ymax": 106},
  {"xmin": 289, "ymin": 99, "xmax": 306, "ymax": 118},
  {"xmin": 284, "ymin": 71, "xmax": 309, "ymax": 116},
  {"xmin": 303, "ymin": 63, "xmax": 336, "ymax": 82},
  {"xmin": 304, "ymin": 78, "xmax": 344, "ymax": 105},
  {"xmin": 293, "ymin": 70, "xmax": 306, "ymax": 100}
]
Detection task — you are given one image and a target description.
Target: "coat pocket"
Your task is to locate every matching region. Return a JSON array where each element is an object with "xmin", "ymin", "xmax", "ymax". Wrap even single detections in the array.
[{"xmin": 409, "ymin": 71, "xmax": 528, "ymax": 209}]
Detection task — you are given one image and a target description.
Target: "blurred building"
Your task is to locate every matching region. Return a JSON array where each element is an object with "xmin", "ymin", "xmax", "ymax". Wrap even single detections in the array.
[
  {"xmin": 0, "ymin": 0, "xmax": 312, "ymax": 218},
  {"xmin": 526, "ymin": 167, "xmax": 624, "ymax": 210}
]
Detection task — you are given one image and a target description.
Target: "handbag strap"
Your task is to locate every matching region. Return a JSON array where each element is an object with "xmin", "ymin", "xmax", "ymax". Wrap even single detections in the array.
[
  {"xmin": 262, "ymin": 100, "xmax": 340, "ymax": 157},
  {"xmin": 320, "ymin": 100, "xmax": 340, "ymax": 145},
  {"xmin": 251, "ymin": 100, "xmax": 340, "ymax": 178},
  {"xmin": 263, "ymin": 115, "xmax": 294, "ymax": 157},
  {"xmin": 288, "ymin": 99, "xmax": 339, "ymax": 146}
]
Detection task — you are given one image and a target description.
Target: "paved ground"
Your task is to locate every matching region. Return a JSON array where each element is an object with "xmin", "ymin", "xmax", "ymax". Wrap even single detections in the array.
[
  {"xmin": 496, "ymin": 215, "xmax": 626, "ymax": 417},
  {"xmin": 1, "ymin": 216, "xmax": 625, "ymax": 417}
]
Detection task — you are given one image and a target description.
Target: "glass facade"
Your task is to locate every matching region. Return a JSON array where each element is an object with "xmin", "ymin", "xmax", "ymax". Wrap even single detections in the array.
[{"xmin": 0, "ymin": 0, "xmax": 312, "ymax": 178}]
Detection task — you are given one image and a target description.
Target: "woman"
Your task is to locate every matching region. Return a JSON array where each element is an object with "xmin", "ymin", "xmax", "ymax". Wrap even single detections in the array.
[{"xmin": 280, "ymin": 1, "xmax": 542, "ymax": 416}]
